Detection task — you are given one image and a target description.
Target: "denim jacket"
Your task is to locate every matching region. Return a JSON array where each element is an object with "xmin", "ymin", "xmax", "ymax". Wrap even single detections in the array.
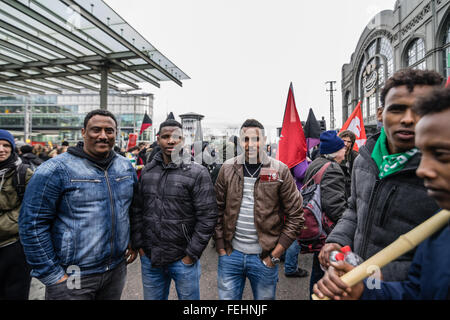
[{"xmin": 19, "ymin": 152, "xmax": 137, "ymax": 286}]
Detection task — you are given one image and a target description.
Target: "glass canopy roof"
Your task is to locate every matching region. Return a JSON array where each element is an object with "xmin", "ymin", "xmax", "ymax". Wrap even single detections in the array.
[{"xmin": 0, "ymin": 0, "xmax": 189, "ymax": 96}]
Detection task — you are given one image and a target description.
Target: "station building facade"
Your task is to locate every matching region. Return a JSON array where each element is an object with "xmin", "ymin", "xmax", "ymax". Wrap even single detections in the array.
[{"xmin": 342, "ymin": 0, "xmax": 450, "ymax": 134}]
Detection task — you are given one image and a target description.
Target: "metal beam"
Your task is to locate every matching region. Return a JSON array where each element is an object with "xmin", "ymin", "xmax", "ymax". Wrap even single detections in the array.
[
  {"xmin": 61, "ymin": 0, "xmax": 182, "ymax": 87},
  {"xmin": 0, "ymin": 90, "xmax": 13, "ymax": 96},
  {"xmin": 34, "ymin": 79, "xmax": 81, "ymax": 93},
  {"xmin": 0, "ymin": 53, "xmax": 24, "ymax": 65},
  {"xmin": 130, "ymin": 71, "xmax": 160, "ymax": 88},
  {"xmin": 15, "ymin": 81, "xmax": 62, "ymax": 94},
  {"xmin": 0, "ymin": 51, "xmax": 140, "ymax": 71},
  {"xmin": 0, "ymin": 20, "xmax": 78, "ymax": 61},
  {"xmin": 0, "ymin": 85, "xmax": 29, "ymax": 95},
  {"xmin": 100, "ymin": 67, "xmax": 108, "ymax": 110},
  {"xmin": 109, "ymin": 73, "xmax": 140, "ymax": 89},
  {"xmin": 57, "ymin": 77, "xmax": 99, "ymax": 92},
  {"xmin": 0, "ymin": 39, "xmax": 51, "ymax": 63},
  {"xmin": 2, "ymin": 0, "xmax": 108, "ymax": 58},
  {"xmin": 1, "ymin": 82, "xmax": 45, "ymax": 95}
]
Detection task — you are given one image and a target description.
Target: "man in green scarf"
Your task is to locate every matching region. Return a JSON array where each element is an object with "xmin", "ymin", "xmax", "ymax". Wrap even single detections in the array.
[{"xmin": 318, "ymin": 69, "xmax": 444, "ymax": 282}]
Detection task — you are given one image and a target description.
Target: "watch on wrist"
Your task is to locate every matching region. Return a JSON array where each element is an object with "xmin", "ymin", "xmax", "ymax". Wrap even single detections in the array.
[{"xmin": 270, "ymin": 254, "xmax": 280, "ymax": 265}]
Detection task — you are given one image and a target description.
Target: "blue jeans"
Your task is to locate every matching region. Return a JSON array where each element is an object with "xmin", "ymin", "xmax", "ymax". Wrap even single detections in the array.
[
  {"xmin": 218, "ymin": 250, "xmax": 278, "ymax": 300},
  {"xmin": 284, "ymin": 241, "xmax": 301, "ymax": 274},
  {"xmin": 140, "ymin": 255, "xmax": 201, "ymax": 300}
]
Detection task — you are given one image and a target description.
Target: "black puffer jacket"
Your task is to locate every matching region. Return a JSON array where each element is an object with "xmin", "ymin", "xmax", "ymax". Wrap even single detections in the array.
[
  {"xmin": 326, "ymin": 133, "xmax": 440, "ymax": 281},
  {"xmin": 130, "ymin": 151, "xmax": 218, "ymax": 267}
]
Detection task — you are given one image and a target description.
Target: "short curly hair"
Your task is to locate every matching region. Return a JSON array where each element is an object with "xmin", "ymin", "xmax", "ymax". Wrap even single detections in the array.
[
  {"xmin": 413, "ymin": 87, "xmax": 450, "ymax": 117},
  {"xmin": 84, "ymin": 109, "xmax": 118, "ymax": 129},
  {"xmin": 380, "ymin": 69, "xmax": 444, "ymax": 108}
]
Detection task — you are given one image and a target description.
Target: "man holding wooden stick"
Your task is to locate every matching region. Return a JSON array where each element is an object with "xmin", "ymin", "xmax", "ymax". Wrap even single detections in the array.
[
  {"xmin": 313, "ymin": 86, "xmax": 450, "ymax": 300},
  {"xmin": 319, "ymin": 69, "xmax": 443, "ymax": 282}
]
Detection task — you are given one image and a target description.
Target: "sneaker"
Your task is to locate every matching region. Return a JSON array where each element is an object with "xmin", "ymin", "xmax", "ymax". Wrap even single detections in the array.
[{"xmin": 285, "ymin": 268, "xmax": 309, "ymax": 278}]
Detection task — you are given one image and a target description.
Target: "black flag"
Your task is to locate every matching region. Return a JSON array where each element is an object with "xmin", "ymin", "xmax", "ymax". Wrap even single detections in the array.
[
  {"xmin": 304, "ymin": 108, "xmax": 321, "ymax": 150},
  {"xmin": 139, "ymin": 113, "xmax": 152, "ymax": 135}
]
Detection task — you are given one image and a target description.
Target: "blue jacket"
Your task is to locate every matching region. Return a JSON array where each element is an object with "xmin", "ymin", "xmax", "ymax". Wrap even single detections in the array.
[
  {"xmin": 362, "ymin": 221, "xmax": 450, "ymax": 300},
  {"xmin": 19, "ymin": 152, "xmax": 137, "ymax": 286}
]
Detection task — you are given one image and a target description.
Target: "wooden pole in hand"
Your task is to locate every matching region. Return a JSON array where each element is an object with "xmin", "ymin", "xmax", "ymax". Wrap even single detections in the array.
[{"xmin": 312, "ymin": 210, "xmax": 450, "ymax": 300}]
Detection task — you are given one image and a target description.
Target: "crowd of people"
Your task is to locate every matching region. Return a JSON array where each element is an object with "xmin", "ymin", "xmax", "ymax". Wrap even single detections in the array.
[{"xmin": 0, "ymin": 68, "xmax": 449, "ymax": 301}]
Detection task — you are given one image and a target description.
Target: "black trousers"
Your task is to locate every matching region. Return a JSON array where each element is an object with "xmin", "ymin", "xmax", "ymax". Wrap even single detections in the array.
[
  {"xmin": 0, "ymin": 241, "xmax": 31, "ymax": 300},
  {"xmin": 45, "ymin": 261, "xmax": 127, "ymax": 300}
]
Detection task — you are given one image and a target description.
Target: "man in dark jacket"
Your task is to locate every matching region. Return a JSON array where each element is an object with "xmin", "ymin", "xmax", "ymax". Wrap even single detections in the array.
[
  {"xmin": 319, "ymin": 69, "xmax": 443, "ymax": 283},
  {"xmin": 302, "ymin": 130, "xmax": 348, "ymax": 295},
  {"xmin": 19, "ymin": 145, "xmax": 44, "ymax": 171},
  {"xmin": 338, "ymin": 130, "xmax": 359, "ymax": 198},
  {"xmin": 130, "ymin": 120, "xmax": 218, "ymax": 300},
  {"xmin": 0, "ymin": 130, "xmax": 33, "ymax": 300},
  {"xmin": 313, "ymin": 85, "xmax": 450, "ymax": 301}
]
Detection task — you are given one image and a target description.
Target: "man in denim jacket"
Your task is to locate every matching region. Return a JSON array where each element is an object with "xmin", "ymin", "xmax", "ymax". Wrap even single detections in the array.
[{"xmin": 19, "ymin": 110, "xmax": 138, "ymax": 300}]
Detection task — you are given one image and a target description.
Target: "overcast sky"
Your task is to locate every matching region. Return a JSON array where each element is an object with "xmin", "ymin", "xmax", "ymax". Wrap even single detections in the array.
[{"xmin": 104, "ymin": 0, "xmax": 396, "ymax": 142}]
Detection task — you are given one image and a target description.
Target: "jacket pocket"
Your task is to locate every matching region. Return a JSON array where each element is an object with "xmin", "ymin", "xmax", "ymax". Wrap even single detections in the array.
[
  {"xmin": 115, "ymin": 176, "xmax": 131, "ymax": 182},
  {"xmin": 70, "ymin": 179, "xmax": 101, "ymax": 183}
]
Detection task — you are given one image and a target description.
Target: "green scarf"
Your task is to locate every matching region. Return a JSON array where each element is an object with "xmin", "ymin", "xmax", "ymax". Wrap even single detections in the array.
[{"xmin": 371, "ymin": 128, "xmax": 419, "ymax": 179}]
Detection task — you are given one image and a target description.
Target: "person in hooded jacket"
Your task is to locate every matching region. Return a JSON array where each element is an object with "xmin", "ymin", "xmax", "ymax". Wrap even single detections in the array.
[
  {"xmin": 19, "ymin": 145, "xmax": 44, "ymax": 171},
  {"xmin": 0, "ymin": 130, "xmax": 33, "ymax": 300}
]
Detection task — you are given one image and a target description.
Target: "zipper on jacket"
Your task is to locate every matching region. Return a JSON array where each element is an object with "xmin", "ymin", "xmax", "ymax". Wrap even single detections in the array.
[
  {"xmin": 378, "ymin": 186, "xmax": 398, "ymax": 227},
  {"xmin": 104, "ymin": 170, "xmax": 116, "ymax": 269},
  {"xmin": 70, "ymin": 179, "xmax": 101, "ymax": 183},
  {"xmin": 92, "ymin": 162, "xmax": 116, "ymax": 270},
  {"xmin": 360, "ymin": 179, "xmax": 381, "ymax": 258}
]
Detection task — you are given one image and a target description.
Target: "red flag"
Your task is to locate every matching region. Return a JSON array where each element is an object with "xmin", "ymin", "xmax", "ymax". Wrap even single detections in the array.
[
  {"xmin": 139, "ymin": 113, "xmax": 152, "ymax": 135},
  {"xmin": 127, "ymin": 133, "xmax": 138, "ymax": 150},
  {"xmin": 446, "ymin": 76, "xmax": 450, "ymax": 88},
  {"xmin": 339, "ymin": 101, "xmax": 367, "ymax": 152},
  {"xmin": 276, "ymin": 83, "xmax": 307, "ymax": 168}
]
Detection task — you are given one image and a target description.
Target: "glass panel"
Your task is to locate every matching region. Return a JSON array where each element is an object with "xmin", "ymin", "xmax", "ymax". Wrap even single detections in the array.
[
  {"xmin": 408, "ymin": 38, "xmax": 425, "ymax": 68},
  {"xmin": 368, "ymin": 40, "xmax": 376, "ymax": 58}
]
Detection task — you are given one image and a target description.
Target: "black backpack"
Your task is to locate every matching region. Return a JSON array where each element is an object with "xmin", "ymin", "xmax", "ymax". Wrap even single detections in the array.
[{"xmin": 12, "ymin": 164, "xmax": 30, "ymax": 201}]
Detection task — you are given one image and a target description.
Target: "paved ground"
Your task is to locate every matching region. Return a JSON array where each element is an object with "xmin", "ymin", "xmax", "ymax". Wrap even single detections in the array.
[{"xmin": 29, "ymin": 241, "xmax": 313, "ymax": 300}]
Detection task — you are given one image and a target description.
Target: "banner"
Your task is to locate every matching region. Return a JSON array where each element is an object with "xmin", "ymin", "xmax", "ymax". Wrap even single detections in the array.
[{"xmin": 339, "ymin": 101, "xmax": 367, "ymax": 152}]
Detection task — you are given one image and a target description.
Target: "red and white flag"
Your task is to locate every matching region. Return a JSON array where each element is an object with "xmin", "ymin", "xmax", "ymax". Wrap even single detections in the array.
[{"xmin": 339, "ymin": 101, "xmax": 367, "ymax": 152}]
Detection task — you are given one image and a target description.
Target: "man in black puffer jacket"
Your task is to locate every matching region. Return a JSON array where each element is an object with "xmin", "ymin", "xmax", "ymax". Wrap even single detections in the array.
[
  {"xmin": 130, "ymin": 119, "xmax": 218, "ymax": 300},
  {"xmin": 319, "ymin": 69, "xmax": 443, "ymax": 284}
]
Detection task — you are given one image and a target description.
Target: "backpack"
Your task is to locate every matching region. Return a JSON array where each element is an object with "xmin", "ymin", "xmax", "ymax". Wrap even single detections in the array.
[
  {"xmin": 12, "ymin": 164, "xmax": 30, "ymax": 201},
  {"xmin": 298, "ymin": 162, "xmax": 335, "ymax": 253}
]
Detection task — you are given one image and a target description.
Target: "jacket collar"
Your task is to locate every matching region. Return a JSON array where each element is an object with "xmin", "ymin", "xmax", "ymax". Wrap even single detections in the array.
[
  {"xmin": 359, "ymin": 132, "xmax": 422, "ymax": 174},
  {"xmin": 153, "ymin": 150, "xmax": 192, "ymax": 170},
  {"xmin": 232, "ymin": 152, "xmax": 271, "ymax": 177}
]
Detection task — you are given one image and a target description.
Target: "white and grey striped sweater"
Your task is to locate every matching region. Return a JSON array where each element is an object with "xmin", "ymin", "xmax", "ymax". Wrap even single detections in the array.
[{"xmin": 231, "ymin": 177, "xmax": 262, "ymax": 254}]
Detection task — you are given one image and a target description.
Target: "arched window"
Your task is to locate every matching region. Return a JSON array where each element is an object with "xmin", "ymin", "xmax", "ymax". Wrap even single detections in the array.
[
  {"xmin": 444, "ymin": 20, "xmax": 450, "ymax": 78},
  {"xmin": 407, "ymin": 38, "xmax": 426, "ymax": 70},
  {"xmin": 379, "ymin": 37, "xmax": 394, "ymax": 78},
  {"xmin": 357, "ymin": 37, "xmax": 393, "ymax": 124}
]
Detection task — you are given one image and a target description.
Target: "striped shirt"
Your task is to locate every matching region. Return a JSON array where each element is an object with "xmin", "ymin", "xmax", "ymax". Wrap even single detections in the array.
[{"xmin": 231, "ymin": 177, "xmax": 262, "ymax": 254}]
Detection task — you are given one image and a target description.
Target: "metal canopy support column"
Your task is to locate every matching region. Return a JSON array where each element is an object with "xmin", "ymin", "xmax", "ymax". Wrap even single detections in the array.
[{"xmin": 100, "ymin": 66, "xmax": 108, "ymax": 110}]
